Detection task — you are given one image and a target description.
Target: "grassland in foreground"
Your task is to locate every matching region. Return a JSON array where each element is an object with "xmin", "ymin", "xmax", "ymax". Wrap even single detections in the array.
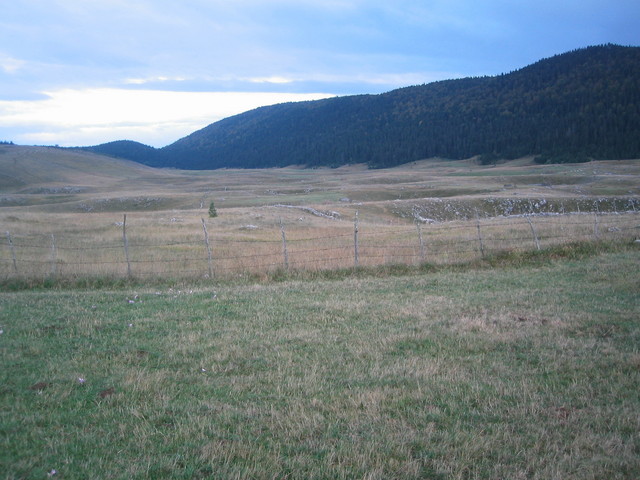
[{"xmin": 1, "ymin": 245, "xmax": 639, "ymax": 479}]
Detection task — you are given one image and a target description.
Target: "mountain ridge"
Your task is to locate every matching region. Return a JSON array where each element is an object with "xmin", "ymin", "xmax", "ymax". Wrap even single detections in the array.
[{"xmin": 82, "ymin": 44, "xmax": 640, "ymax": 169}]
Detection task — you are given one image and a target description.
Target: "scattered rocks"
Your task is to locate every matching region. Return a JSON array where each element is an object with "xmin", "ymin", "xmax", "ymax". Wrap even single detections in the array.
[
  {"xmin": 400, "ymin": 196, "xmax": 640, "ymax": 223},
  {"xmin": 273, "ymin": 204, "xmax": 341, "ymax": 220}
]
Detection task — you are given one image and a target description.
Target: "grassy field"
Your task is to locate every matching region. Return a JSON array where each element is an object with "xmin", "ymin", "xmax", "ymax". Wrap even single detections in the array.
[
  {"xmin": 0, "ymin": 248, "xmax": 640, "ymax": 480},
  {"xmin": 2, "ymin": 146, "xmax": 639, "ymax": 282},
  {"xmin": 1, "ymin": 245, "xmax": 639, "ymax": 479},
  {"xmin": 2, "ymin": 145, "xmax": 639, "ymax": 215},
  {"xmin": 2, "ymin": 208, "xmax": 638, "ymax": 283},
  {"xmin": 1, "ymin": 147, "xmax": 639, "ymax": 478}
]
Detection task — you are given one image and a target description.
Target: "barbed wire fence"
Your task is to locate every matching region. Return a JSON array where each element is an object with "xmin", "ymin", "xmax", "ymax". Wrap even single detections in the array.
[{"xmin": 2, "ymin": 210, "xmax": 639, "ymax": 282}]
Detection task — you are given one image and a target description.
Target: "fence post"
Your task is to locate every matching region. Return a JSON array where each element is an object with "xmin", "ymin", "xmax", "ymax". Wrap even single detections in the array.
[
  {"xmin": 50, "ymin": 234, "xmax": 57, "ymax": 277},
  {"xmin": 354, "ymin": 211, "xmax": 359, "ymax": 268},
  {"xmin": 201, "ymin": 218, "xmax": 213, "ymax": 278},
  {"xmin": 475, "ymin": 210, "xmax": 485, "ymax": 259},
  {"xmin": 415, "ymin": 220, "xmax": 426, "ymax": 263},
  {"xmin": 279, "ymin": 218, "xmax": 289, "ymax": 271},
  {"xmin": 6, "ymin": 231, "xmax": 17, "ymax": 275},
  {"xmin": 122, "ymin": 214, "xmax": 132, "ymax": 277},
  {"xmin": 593, "ymin": 212, "xmax": 600, "ymax": 240},
  {"xmin": 525, "ymin": 215, "xmax": 541, "ymax": 251}
]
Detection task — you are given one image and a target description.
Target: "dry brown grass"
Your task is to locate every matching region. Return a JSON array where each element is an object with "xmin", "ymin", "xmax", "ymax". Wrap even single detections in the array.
[
  {"xmin": 1, "ymin": 208, "xmax": 638, "ymax": 281},
  {"xmin": 2, "ymin": 149, "xmax": 639, "ymax": 281}
]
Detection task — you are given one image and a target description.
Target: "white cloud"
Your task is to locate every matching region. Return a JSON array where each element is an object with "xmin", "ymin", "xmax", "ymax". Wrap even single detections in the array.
[
  {"xmin": 0, "ymin": 88, "xmax": 336, "ymax": 147},
  {"xmin": 286, "ymin": 70, "xmax": 461, "ymax": 88},
  {"xmin": 123, "ymin": 76, "xmax": 189, "ymax": 85},
  {"xmin": 0, "ymin": 53, "xmax": 26, "ymax": 74},
  {"xmin": 246, "ymin": 76, "xmax": 295, "ymax": 84}
]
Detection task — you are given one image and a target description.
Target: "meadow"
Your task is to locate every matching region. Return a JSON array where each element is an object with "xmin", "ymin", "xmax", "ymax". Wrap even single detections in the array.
[
  {"xmin": 1, "ymin": 146, "xmax": 639, "ymax": 283},
  {"xmin": 1, "ymin": 146, "xmax": 639, "ymax": 478},
  {"xmin": 1, "ymin": 246, "xmax": 639, "ymax": 479}
]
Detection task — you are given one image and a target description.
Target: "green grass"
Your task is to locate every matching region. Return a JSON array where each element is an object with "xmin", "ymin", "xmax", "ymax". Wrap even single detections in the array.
[{"xmin": 1, "ymin": 247, "xmax": 639, "ymax": 479}]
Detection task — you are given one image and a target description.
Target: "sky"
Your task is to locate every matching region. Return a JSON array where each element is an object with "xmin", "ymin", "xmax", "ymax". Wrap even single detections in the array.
[{"xmin": 1, "ymin": 0, "xmax": 639, "ymax": 148}]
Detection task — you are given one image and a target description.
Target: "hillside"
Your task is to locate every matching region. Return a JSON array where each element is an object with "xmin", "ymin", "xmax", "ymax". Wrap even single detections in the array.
[
  {"xmin": 0, "ymin": 144, "xmax": 202, "ymax": 213},
  {"xmin": 0, "ymin": 144, "xmax": 173, "ymax": 193},
  {"xmin": 84, "ymin": 44, "xmax": 640, "ymax": 169}
]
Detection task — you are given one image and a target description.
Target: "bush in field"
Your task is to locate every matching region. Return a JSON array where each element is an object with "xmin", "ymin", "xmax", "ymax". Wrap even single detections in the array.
[{"xmin": 208, "ymin": 201, "xmax": 217, "ymax": 218}]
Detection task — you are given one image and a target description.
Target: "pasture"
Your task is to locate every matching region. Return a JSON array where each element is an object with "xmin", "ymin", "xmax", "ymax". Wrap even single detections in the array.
[
  {"xmin": 1, "ymin": 247, "xmax": 639, "ymax": 479},
  {"xmin": 1, "ymin": 146, "xmax": 639, "ymax": 478},
  {"xmin": 1, "ymin": 146, "xmax": 639, "ymax": 283}
]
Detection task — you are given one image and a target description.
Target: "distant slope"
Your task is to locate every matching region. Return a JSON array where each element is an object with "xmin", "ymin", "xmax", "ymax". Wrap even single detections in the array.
[
  {"xmin": 87, "ymin": 44, "xmax": 640, "ymax": 169},
  {"xmin": 0, "ymin": 144, "xmax": 168, "ymax": 193},
  {"xmin": 79, "ymin": 140, "xmax": 158, "ymax": 165}
]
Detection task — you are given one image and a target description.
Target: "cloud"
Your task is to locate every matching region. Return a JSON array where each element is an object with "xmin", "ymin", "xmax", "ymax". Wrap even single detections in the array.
[
  {"xmin": 0, "ymin": 88, "xmax": 336, "ymax": 147},
  {"xmin": 2, "ymin": 0, "xmax": 638, "ymax": 148},
  {"xmin": 246, "ymin": 76, "xmax": 295, "ymax": 85},
  {"xmin": 123, "ymin": 76, "xmax": 189, "ymax": 85},
  {"xmin": 0, "ymin": 53, "xmax": 26, "ymax": 74}
]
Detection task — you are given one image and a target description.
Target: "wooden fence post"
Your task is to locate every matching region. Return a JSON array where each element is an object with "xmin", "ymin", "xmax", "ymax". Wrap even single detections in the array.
[
  {"xmin": 201, "ymin": 218, "xmax": 213, "ymax": 278},
  {"xmin": 50, "ymin": 234, "xmax": 57, "ymax": 277},
  {"xmin": 415, "ymin": 220, "xmax": 426, "ymax": 263},
  {"xmin": 593, "ymin": 212, "xmax": 600, "ymax": 240},
  {"xmin": 6, "ymin": 231, "xmax": 17, "ymax": 275},
  {"xmin": 279, "ymin": 218, "xmax": 289, "ymax": 271},
  {"xmin": 122, "ymin": 214, "xmax": 132, "ymax": 277},
  {"xmin": 525, "ymin": 215, "xmax": 541, "ymax": 251},
  {"xmin": 475, "ymin": 210, "xmax": 485, "ymax": 259},
  {"xmin": 354, "ymin": 211, "xmax": 359, "ymax": 268}
]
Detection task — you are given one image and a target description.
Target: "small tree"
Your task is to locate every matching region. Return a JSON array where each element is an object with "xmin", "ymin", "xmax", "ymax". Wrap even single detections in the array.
[{"xmin": 208, "ymin": 201, "xmax": 218, "ymax": 218}]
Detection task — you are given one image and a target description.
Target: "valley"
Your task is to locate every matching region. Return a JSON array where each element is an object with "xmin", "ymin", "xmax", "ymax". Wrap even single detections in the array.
[
  {"xmin": 1, "ymin": 146, "xmax": 639, "ymax": 479},
  {"xmin": 0, "ymin": 145, "xmax": 638, "ymax": 282}
]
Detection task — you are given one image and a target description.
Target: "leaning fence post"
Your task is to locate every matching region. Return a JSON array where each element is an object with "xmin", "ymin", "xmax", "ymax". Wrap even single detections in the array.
[
  {"xmin": 201, "ymin": 218, "xmax": 214, "ymax": 278},
  {"xmin": 475, "ymin": 210, "xmax": 485, "ymax": 259},
  {"xmin": 415, "ymin": 220, "xmax": 426, "ymax": 263},
  {"xmin": 279, "ymin": 218, "xmax": 289, "ymax": 271},
  {"xmin": 6, "ymin": 231, "xmax": 18, "ymax": 275},
  {"xmin": 122, "ymin": 214, "xmax": 132, "ymax": 277},
  {"xmin": 50, "ymin": 234, "xmax": 57, "ymax": 277},
  {"xmin": 525, "ymin": 215, "xmax": 541, "ymax": 251},
  {"xmin": 354, "ymin": 211, "xmax": 359, "ymax": 268}
]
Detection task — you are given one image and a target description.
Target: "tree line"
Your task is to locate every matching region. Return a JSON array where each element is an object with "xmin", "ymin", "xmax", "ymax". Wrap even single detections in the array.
[{"xmin": 83, "ymin": 44, "xmax": 640, "ymax": 169}]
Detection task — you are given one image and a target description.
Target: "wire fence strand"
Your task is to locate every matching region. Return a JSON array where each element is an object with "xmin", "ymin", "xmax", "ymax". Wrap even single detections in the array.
[{"xmin": 1, "ymin": 212, "xmax": 638, "ymax": 281}]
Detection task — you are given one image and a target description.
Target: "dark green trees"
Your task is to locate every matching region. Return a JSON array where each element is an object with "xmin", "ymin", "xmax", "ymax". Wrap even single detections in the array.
[
  {"xmin": 85, "ymin": 45, "xmax": 640, "ymax": 169},
  {"xmin": 208, "ymin": 201, "xmax": 217, "ymax": 218}
]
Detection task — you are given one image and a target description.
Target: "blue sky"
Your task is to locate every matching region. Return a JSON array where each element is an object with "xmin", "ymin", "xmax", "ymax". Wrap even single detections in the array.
[{"xmin": 1, "ymin": 0, "xmax": 639, "ymax": 147}]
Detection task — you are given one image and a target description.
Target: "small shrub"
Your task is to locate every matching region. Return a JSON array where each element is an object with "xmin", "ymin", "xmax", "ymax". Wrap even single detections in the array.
[{"xmin": 208, "ymin": 201, "xmax": 217, "ymax": 218}]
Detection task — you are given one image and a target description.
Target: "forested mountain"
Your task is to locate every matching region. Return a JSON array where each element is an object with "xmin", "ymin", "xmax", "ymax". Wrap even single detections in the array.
[
  {"xmin": 81, "ymin": 140, "xmax": 158, "ymax": 164},
  {"xmin": 84, "ymin": 44, "xmax": 640, "ymax": 169}
]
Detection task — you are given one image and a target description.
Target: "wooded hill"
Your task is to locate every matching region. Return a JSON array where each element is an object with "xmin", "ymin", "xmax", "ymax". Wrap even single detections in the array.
[{"xmin": 83, "ymin": 44, "xmax": 640, "ymax": 169}]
